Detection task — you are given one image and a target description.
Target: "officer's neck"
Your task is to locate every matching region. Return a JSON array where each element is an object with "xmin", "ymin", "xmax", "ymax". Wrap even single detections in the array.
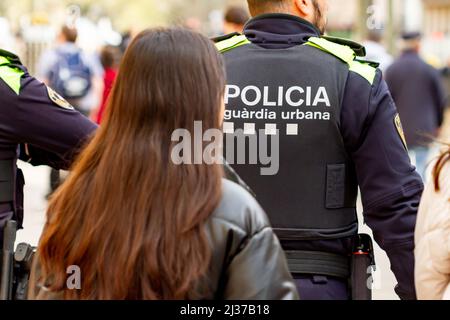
[{"xmin": 244, "ymin": 13, "xmax": 321, "ymax": 49}]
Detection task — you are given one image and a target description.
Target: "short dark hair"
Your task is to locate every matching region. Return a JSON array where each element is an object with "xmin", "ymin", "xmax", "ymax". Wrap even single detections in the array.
[
  {"xmin": 61, "ymin": 25, "xmax": 78, "ymax": 43},
  {"xmin": 100, "ymin": 45, "xmax": 122, "ymax": 69},
  {"xmin": 225, "ymin": 6, "xmax": 250, "ymax": 26}
]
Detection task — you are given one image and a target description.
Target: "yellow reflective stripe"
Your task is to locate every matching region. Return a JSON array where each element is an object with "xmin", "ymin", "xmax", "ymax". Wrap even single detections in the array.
[
  {"xmin": 305, "ymin": 37, "xmax": 377, "ymax": 85},
  {"xmin": 306, "ymin": 37, "xmax": 355, "ymax": 63},
  {"xmin": 0, "ymin": 56, "xmax": 9, "ymax": 65},
  {"xmin": 215, "ymin": 35, "xmax": 250, "ymax": 53},
  {"xmin": 349, "ymin": 60, "xmax": 377, "ymax": 85},
  {"xmin": 0, "ymin": 56, "xmax": 24, "ymax": 95}
]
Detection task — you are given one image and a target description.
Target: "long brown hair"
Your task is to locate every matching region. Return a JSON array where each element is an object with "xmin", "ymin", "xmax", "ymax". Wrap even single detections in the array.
[
  {"xmin": 434, "ymin": 146, "xmax": 450, "ymax": 192},
  {"xmin": 36, "ymin": 28, "xmax": 225, "ymax": 300}
]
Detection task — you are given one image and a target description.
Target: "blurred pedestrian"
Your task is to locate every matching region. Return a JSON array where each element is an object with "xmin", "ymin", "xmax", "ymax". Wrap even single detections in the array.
[
  {"xmin": 415, "ymin": 147, "xmax": 450, "ymax": 300},
  {"xmin": 28, "ymin": 28, "xmax": 297, "ymax": 300},
  {"xmin": 94, "ymin": 45, "xmax": 122, "ymax": 124},
  {"xmin": 386, "ymin": 32, "xmax": 447, "ymax": 179},
  {"xmin": 183, "ymin": 17, "xmax": 203, "ymax": 32},
  {"xmin": 363, "ymin": 30, "xmax": 393, "ymax": 72},
  {"xmin": 37, "ymin": 25, "xmax": 104, "ymax": 193},
  {"xmin": 223, "ymin": 6, "xmax": 250, "ymax": 34},
  {"xmin": 37, "ymin": 25, "xmax": 104, "ymax": 116}
]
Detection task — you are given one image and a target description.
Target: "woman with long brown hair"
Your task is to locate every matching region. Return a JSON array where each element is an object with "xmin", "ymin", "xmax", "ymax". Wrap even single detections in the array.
[
  {"xmin": 28, "ymin": 28, "xmax": 297, "ymax": 300},
  {"xmin": 415, "ymin": 146, "xmax": 450, "ymax": 300}
]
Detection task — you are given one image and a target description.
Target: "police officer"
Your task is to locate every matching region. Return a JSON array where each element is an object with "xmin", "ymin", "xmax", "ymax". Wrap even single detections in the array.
[
  {"xmin": 0, "ymin": 48, "xmax": 97, "ymax": 242},
  {"xmin": 215, "ymin": 0, "xmax": 423, "ymax": 300}
]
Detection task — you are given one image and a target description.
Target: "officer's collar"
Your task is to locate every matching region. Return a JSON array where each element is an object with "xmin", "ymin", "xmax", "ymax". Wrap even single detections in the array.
[{"xmin": 243, "ymin": 13, "xmax": 321, "ymax": 48}]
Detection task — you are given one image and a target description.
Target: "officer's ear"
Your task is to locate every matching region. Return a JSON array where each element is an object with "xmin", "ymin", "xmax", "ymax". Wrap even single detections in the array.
[{"xmin": 294, "ymin": 0, "xmax": 315, "ymax": 20}]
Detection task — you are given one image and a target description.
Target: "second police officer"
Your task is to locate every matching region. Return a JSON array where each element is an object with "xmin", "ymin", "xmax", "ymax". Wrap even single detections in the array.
[
  {"xmin": 0, "ymin": 48, "xmax": 97, "ymax": 244},
  {"xmin": 215, "ymin": 0, "xmax": 423, "ymax": 300}
]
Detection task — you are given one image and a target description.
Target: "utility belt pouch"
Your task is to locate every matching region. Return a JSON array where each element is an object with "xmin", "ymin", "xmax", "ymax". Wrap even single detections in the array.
[
  {"xmin": 350, "ymin": 234, "xmax": 376, "ymax": 301},
  {"xmin": 0, "ymin": 160, "xmax": 14, "ymax": 203}
]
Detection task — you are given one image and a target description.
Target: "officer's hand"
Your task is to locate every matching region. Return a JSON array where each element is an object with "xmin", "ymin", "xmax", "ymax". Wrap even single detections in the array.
[{"xmin": 395, "ymin": 284, "xmax": 417, "ymax": 301}]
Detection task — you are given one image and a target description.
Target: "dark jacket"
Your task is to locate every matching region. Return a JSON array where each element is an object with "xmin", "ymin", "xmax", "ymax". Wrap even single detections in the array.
[
  {"xmin": 28, "ymin": 179, "xmax": 298, "ymax": 300},
  {"xmin": 386, "ymin": 51, "xmax": 446, "ymax": 147},
  {"xmin": 0, "ymin": 49, "xmax": 97, "ymax": 233},
  {"xmin": 220, "ymin": 14, "xmax": 423, "ymax": 300}
]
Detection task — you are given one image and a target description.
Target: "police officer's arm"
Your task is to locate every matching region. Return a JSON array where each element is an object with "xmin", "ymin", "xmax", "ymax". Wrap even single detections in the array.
[
  {"xmin": 10, "ymin": 75, "xmax": 97, "ymax": 169},
  {"xmin": 19, "ymin": 143, "xmax": 72, "ymax": 169},
  {"xmin": 341, "ymin": 70, "xmax": 424, "ymax": 300}
]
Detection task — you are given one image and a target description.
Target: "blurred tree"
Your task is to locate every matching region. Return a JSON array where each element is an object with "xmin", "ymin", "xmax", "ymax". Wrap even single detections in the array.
[{"xmin": 356, "ymin": 0, "xmax": 373, "ymax": 41}]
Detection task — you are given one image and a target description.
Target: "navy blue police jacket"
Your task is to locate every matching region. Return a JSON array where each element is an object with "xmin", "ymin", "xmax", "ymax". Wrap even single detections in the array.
[
  {"xmin": 0, "ymin": 49, "xmax": 97, "ymax": 230},
  {"xmin": 219, "ymin": 14, "xmax": 423, "ymax": 300}
]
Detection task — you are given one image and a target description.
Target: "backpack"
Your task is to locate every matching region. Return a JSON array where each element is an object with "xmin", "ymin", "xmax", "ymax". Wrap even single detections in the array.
[{"xmin": 48, "ymin": 49, "xmax": 92, "ymax": 100}]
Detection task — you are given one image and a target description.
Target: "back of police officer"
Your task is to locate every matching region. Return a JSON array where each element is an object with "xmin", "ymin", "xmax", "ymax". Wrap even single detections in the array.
[
  {"xmin": 0, "ymin": 48, "xmax": 97, "ymax": 243},
  {"xmin": 216, "ymin": 0, "xmax": 423, "ymax": 300}
]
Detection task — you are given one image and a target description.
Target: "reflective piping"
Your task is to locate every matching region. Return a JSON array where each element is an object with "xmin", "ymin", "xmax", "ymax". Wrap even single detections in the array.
[
  {"xmin": 0, "ymin": 56, "xmax": 24, "ymax": 95},
  {"xmin": 306, "ymin": 37, "xmax": 355, "ymax": 64},
  {"xmin": 215, "ymin": 35, "xmax": 251, "ymax": 53},
  {"xmin": 348, "ymin": 60, "xmax": 377, "ymax": 85},
  {"xmin": 304, "ymin": 37, "xmax": 376, "ymax": 85}
]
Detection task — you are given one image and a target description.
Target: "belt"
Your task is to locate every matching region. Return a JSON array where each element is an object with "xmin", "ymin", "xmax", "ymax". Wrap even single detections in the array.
[
  {"xmin": 285, "ymin": 250, "xmax": 350, "ymax": 279},
  {"xmin": 0, "ymin": 160, "xmax": 14, "ymax": 203}
]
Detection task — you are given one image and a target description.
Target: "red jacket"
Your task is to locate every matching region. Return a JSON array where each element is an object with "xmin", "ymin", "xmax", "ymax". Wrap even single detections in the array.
[{"xmin": 96, "ymin": 67, "xmax": 117, "ymax": 124}]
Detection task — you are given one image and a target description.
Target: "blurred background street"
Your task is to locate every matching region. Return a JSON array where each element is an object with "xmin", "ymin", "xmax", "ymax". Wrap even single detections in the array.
[{"xmin": 2, "ymin": 0, "xmax": 450, "ymax": 300}]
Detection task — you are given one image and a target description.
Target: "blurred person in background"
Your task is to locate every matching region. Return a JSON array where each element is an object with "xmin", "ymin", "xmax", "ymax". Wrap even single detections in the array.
[
  {"xmin": 363, "ymin": 29, "xmax": 393, "ymax": 73},
  {"xmin": 28, "ymin": 28, "xmax": 297, "ymax": 300},
  {"xmin": 119, "ymin": 28, "xmax": 140, "ymax": 54},
  {"xmin": 38, "ymin": 25, "xmax": 104, "ymax": 116},
  {"xmin": 37, "ymin": 25, "xmax": 104, "ymax": 193},
  {"xmin": 415, "ymin": 147, "xmax": 450, "ymax": 300},
  {"xmin": 441, "ymin": 57, "xmax": 450, "ymax": 106},
  {"xmin": 94, "ymin": 45, "xmax": 122, "ymax": 124},
  {"xmin": 386, "ymin": 32, "xmax": 447, "ymax": 180},
  {"xmin": 223, "ymin": 6, "xmax": 250, "ymax": 34},
  {"xmin": 183, "ymin": 17, "xmax": 203, "ymax": 33}
]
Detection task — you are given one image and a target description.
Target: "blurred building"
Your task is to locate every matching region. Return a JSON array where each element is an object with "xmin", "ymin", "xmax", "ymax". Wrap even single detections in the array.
[
  {"xmin": 422, "ymin": 0, "xmax": 450, "ymax": 64},
  {"xmin": 325, "ymin": 0, "xmax": 450, "ymax": 65}
]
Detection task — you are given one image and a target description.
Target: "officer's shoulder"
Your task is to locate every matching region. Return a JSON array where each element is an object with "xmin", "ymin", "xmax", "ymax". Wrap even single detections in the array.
[
  {"xmin": 0, "ymin": 49, "xmax": 26, "ymax": 95},
  {"xmin": 211, "ymin": 179, "xmax": 269, "ymax": 234},
  {"xmin": 213, "ymin": 32, "xmax": 250, "ymax": 54},
  {"xmin": 306, "ymin": 36, "xmax": 379, "ymax": 85},
  {"xmin": 0, "ymin": 49, "xmax": 24, "ymax": 66}
]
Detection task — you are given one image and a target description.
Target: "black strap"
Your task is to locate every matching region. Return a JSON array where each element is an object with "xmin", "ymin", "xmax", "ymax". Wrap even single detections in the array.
[
  {"xmin": 211, "ymin": 32, "xmax": 241, "ymax": 43},
  {"xmin": 0, "ymin": 160, "xmax": 14, "ymax": 203},
  {"xmin": 285, "ymin": 250, "xmax": 350, "ymax": 279}
]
